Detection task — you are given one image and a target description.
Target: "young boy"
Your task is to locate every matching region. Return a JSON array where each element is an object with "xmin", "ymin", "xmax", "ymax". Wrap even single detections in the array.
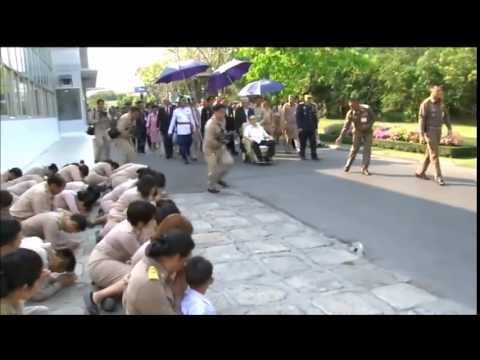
[{"xmin": 181, "ymin": 256, "xmax": 216, "ymax": 315}]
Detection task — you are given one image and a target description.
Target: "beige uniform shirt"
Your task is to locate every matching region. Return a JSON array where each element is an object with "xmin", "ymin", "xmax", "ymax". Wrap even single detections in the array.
[
  {"xmin": 89, "ymin": 109, "xmax": 111, "ymax": 136},
  {"xmin": 418, "ymin": 97, "xmax": 451, "ymax": 133},
  {"xmin": 110, "ymin": 164, "xmax": 147, "ymax": 187},
  {"xmin": 92, "ymin": 162, "xmax": 114, "ymax": 177},
  {"xmin": 203, "ymin": 118, "xmax": 225, "ymax": 155},
  {"xmin": 5, "ymin": 180, "xmax": 38, "ymax": 197},
  {"xmin": 282, "ymin": 102, "xmax": 297, "ymax": 128},
  {"xmin": 117, "ymin": 114, "xmax": 135, "ymax": 139},
  {"xmin": 21, "ymin": 211, "xmax": 73, "ymax": 250},
  {"xmin": 101, "ymin": 178, "xmax": 137, "ymax": 204},
  {"xmin": 0, "ymin": 301, "xmax": 24, "ymax": 315},
  {"xmin": 9, "ymin": 182, "xmax": 55, "ymax": 220},
  {"xmin": 1, "ymin": 172, "xmax": 11, "ymax": 184},
  {"xmin": 1, "ymin": 174, "xmax": 43, "ymax": 188},
  {"xmin": 58, "ymin": 165, "xmax": 83, "ymax": 182},
  {"xmin": 340, "ymin": 105, "xmax": 376, "ymax": 137},
  {"xmin": 123, "ymin": 256, "xmax": 179, "ymax": 315},
  {"xmin": 107, "ymin": 187, "xmax": 151, "ymax": 223},
  {"xmin": 94, "ymin": 219, "xmax": 147, "ymax": 263}
]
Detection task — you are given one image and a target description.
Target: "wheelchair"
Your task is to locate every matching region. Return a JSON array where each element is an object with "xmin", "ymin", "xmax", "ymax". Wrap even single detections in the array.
[{"xmin": 240, "ymin": 123, "xmax": 274, "ymax": 166}]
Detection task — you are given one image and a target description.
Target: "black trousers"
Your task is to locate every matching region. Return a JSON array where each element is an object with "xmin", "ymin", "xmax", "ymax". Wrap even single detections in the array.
[
  {"xmin": 298, "ymin": 130, "xmax": 317, "ymax": 158},
  {"xmin": 225, "ymin": 133, "xmax": 237, "ymax": 155},
  {"xmin": 136, "ymin": 135, "xmax": 146, "ymax": 153},
  {"xmin": 162, "ymin": 133, "xmax": 173, "ymax": 158},
  {"xmin": 251, "ymin": 140, "xmax": 276, "ymax": 160}
]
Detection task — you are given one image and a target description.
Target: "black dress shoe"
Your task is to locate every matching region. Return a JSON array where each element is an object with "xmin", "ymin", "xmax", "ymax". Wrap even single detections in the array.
[
  {"xmin": 217, "ymin": 180, "xmax": 228, "ymax": 188},
  {"xmin": 311, "ymin": 156, "xmax": 319, "ymax": 161},
  {"xmin": 208, "ymin": 188, "xmax": 220, "ymax": 194},
  {"xmin": 344, "ymin": 166, "xmax": 350, "ymax": 172},
  {"xmin": 184, "ymin": 159, "xmax": 190, "ymax": 165}
]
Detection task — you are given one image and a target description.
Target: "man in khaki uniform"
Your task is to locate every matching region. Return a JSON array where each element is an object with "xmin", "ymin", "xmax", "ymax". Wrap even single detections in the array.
[
  {"xmin": 282, "ymin": 95, "xmax": 299, "ymax": 153},
  {"xmin": 89, "ymin": 99, "xmax": 112, "ymax": 162},
  {"xmin": 203, "ymin": 104, "xmax": 234, "ymax": 194},
  {"xmin": 415, "ymin": 85, "xmax": 452, "ymax": 186},
  {"xmin": 336, "ymin": 93, "xmax": 376, "ymax": 175},
  {"xmin": 114, "ymin": 106, "xmax": 139, "ymax": 164},
  {"xmin": 9, "ymin": 175, "xmax": 66, "ymax": 220}
]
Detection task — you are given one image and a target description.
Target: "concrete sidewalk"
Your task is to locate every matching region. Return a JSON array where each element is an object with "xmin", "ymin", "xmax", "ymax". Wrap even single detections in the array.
[{"xmin": 28, "ymin": 189, "xmax": 475, "ymax": 315}]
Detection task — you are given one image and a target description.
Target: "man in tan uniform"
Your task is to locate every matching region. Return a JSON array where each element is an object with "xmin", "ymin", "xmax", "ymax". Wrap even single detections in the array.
[
  {"xmin": 203, "ymin": 104, "xmax": 234, "ymax": 194},
  {"xmin": 114, "ymin": 106, "xmax": 139, "ymax": 164},
  {"xmin": 89, "ymin": 99, "xmax": 112, "ymax": 162},
  {"xmin": 415, "ymin": 85, "xmax": 452, "ymax": 186},
  {"xmin": 282, "ymin": 95, "xmax": 299, "ymax": 153},
  {"xmin": 336, "ymin": 93, "xmax": 376, "ymax": 175},
  {"xmin": 21, "ymin": 210, "xmax": 88, "ymax": 250},
  {"xmin": 9, "ymin": 175, "xmax": 66, "ymax": 220}
]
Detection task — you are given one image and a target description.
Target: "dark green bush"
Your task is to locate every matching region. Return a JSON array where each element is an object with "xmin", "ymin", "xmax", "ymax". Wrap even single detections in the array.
[{"xmin": 318, "ymin": 134, "xmax": 477, "ymax": 158}]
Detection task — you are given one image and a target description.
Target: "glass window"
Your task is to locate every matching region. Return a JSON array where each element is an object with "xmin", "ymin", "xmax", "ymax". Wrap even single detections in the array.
[
  {"xmin": 9, "ymin": 48, "xmax": 17, "ymax": 72},
  {"xmin": 10, "ymin": 71, "xmax": 20, "ymax": 116},
  {"xmin": 0, "ymin": 65, "xmax": 8, "ymax": 115},
  {"xmin": 1, "ymin": 47, "xmax": 10, "ymax": 67},
  {"xmin": 18, "ymin": 77, "xmax": 28, "ymax": 115},
  {"xmin": 16, "ymin": 48, "xmax": 25, "ymax": 74}
]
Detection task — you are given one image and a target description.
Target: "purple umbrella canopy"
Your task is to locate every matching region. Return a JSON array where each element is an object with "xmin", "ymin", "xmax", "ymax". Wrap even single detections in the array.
[
  {"xmin": 238, "ymin": 79, "xmax": 284, "ymax": 97},
  {"xmin": 207, "ymin": 59, "xmax": 251, "ymax": 94},
  {"xmin": 155, "ymin": 60, "xmax": 209, "ymax": 84}
]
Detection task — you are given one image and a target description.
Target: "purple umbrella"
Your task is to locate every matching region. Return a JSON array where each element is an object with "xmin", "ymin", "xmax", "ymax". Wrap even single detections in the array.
[
  {"xmin": 207, "ymin": 59, "xmax": 251, "ymax": 94},
  {"xmin": 155, "ymin": 60, "xmax": 209, "ymax": 84},
  {"xmin": 238, "ymin": 79, "xmax": 284, "ymax": 97}
]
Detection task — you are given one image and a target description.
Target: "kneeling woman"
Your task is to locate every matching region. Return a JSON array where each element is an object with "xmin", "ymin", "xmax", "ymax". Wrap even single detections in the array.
[
  {"xmin": 123, "ymin": 230, "xmax": 195, "ymax": 315},
  {"xmin": 84, "ymin": 201, "xmax": 156, "ymax": 314},
  {"xmin": 53, "ymin": 185, "xmax": 101, "ymax": 215},
  {"xmin": 100, "ymin": 174, "xmax": 162, "ymax": 238}
]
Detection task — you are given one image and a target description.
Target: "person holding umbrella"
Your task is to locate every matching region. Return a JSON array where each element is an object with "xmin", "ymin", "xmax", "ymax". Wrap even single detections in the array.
[
  {"xmin": 168, "ymin": 96, "xmax": 197, "ymax": 165},
  {"xmin": 296, "ymin": 93, "xmax": 319, "ymax": 161}
]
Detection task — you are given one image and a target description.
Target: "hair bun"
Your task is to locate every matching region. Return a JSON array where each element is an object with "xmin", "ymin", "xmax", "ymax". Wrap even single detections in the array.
[{"xmin": 79, "ymin": 160, "xmax": 85, "ymax": 164}]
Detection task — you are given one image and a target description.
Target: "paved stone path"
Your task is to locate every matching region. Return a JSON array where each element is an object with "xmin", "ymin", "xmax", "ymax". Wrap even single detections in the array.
[{"xmin": 28, "ymin": 189, "xmax": 475, "ymax": 315}]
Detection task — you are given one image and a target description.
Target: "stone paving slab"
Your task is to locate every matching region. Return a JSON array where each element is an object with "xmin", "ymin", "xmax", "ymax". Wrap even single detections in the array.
[
  {"xmin": 372, "ymin": 283, "xmax": 438, "ymax": 310},
  {"xmin": 29, "ymin": 190, "xmax": 474, "ymax": 315}
]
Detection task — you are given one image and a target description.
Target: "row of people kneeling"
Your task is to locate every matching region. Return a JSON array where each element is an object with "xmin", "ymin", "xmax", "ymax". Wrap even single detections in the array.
[{"xmin": 1, "ymin": 161, "xmax": 215, "ymax": 315}]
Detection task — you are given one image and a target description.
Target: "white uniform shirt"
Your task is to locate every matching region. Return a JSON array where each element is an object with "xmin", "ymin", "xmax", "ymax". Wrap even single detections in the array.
[
  {"xmin": 20, "ymin": 237, "xmax": 51, "ymax": 268},
  {"xmin": 243, "ymin": 124, "xmax": 271, "ymax": 144},
  {"xmin": 181, "ymin": 287, "xmax": 216, "ymax": 315},
  {"xmin": 168, "ymin": 107, "xmax": 196, "ymax": 136}
]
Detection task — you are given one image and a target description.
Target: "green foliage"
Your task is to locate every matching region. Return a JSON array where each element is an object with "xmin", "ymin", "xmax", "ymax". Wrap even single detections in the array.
[
  {"xmin": 234, "ymin": 47, "xmax": 477, "ymax": 119},
  {"xmin": 87, "ymin": 90, "xmax": 119, "ymax": 108}
]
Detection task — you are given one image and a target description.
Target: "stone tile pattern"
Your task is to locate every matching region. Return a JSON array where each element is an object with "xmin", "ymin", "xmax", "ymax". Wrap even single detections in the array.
[{"xmin": 28, "ymin": 189, "xmax": 475, "ymax": 315}]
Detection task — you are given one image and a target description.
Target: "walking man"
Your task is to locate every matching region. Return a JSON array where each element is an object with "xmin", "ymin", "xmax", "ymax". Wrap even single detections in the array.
[
  {"xmin": 134, "ymin": 100, "xmax": 147, "ymax": 154},
  {"xmin": 415, "ymin": 85, "xmax": 452, "ymax": 186},
  {"xmin": 296, "ymin": 94, "xmax": 319, "ymax": 160},
  {"xmin": 159, "ymin": 99, "xmax": 175, "ymax": 159},
  {"xmin": 89, "ymin": 99, "xmax": 112, "ymax": 162},
  {"xmin": 203, "ymin": 104, "xmax": 234, "ymax": 194},
  {"xmin": 234, "ymin": 98, "xmax": 254, "ymax": 154},
  {"xmin": 200, "ymin": 96, "xmax": 215, "ymax": 138},
  {"xmin": 282, "ymin": 95, "xmax": 299, "ymax": 153},
  {"xmin": 335, "ymin": 93, "xmax": 376, "ymax": 175},
  {"xmin": 115, "ymin": 106, "xmax": 139, "ymax": 164}
]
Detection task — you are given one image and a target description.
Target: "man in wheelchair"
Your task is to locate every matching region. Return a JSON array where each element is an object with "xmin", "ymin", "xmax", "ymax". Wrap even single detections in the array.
[{"xmin": 242, "ymin": 115, "xmax": 276, "ymax": 164}]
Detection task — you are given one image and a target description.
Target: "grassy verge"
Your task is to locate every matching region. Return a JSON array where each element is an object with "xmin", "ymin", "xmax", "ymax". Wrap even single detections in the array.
[{"xmin": 318, "ymin": 118, "xmax": 477, "ymax": 169}]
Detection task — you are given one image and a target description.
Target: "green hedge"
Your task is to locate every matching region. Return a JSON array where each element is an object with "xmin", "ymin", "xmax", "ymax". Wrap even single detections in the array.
[{"xmin": 318, "ymin": 134, "xmax": 477, "ymax": 158}]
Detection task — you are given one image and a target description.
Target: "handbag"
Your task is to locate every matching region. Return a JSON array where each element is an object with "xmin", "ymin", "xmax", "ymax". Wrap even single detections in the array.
[
  {"xmin": 86, "ymin": 125, "xmax": 95, "ymax": 136},
  {"xmin": 108, "ymin": 127, "xmax": 121, "ymax": 139}
]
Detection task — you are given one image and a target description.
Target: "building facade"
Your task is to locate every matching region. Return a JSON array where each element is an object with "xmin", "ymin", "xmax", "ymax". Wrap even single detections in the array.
[{"xmin": 1, "ymin": 47, "xmax": 96, "ymax": 171}]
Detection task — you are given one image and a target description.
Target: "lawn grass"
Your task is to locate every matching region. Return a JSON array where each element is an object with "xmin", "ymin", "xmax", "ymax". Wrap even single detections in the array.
[
  {"xmin": 318, "ymin": 118, "xmax": 477, "ymax": 169},
  {"xmin": 318, "ymin": 118, "xmax": 477, "ymax": 146}
]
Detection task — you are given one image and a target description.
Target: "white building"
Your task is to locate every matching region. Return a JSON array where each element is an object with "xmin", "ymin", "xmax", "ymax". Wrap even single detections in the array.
[{"xmin": 1, "ymin": 47, "xmax": 97, "ymax": 171}]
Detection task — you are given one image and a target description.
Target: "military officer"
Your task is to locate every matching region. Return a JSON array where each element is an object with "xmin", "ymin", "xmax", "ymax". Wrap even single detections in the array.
[
  {"xmin": 203, "ymin": 104, "xmax": 234, "ymax": 194},
  {"xmin": 89, "ymin": 99, "xmax": 112, "ymax": 162},
  {"xmin": 296, "ymin": 94, "xmax": 319, "ymax": 160},
  {"xmin": 415, "ymin": 85, "xmax": 452, "ymax": 186},
  {"xmin": 122, "ymin": 230, "xmax": 195, "ymax": 315},
  {"xmin": 114, "ymin": 106, "xmax": 139, "ymax": 164},
  {"xmin": 335, "ymin": 92, "xmax": 376, "ymax": 175}
]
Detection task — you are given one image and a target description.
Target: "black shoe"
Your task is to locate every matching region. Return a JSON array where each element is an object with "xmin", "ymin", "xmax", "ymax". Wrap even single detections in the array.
[
  {"xmin": 344, "ymin": 166, "xmax": 350, "ymax": 172},
  {"xmin": 208, "ymin": 188, "xmax": 220, "ymax": 194},
  {"xmin": 184, "ymin": 159, "xmax": 190, "ymax": 165},
  {"xmin": 83, "ymin": 291, "xmax": 99, "ymax": 315},
  {"xmin": 101, "ymin": 297, "xmax": 117, "ymax": 312},
  {"xmin": 218, "ymin": 180, "xmax": 228, "ymax": 188},
  {"xmin": 311, "ymin": 156, "xmax": 319, "ymax": 161}
]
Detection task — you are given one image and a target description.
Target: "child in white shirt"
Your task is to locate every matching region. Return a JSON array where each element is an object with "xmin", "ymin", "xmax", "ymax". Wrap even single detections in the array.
[{"xmin": 181, "ymin": 256, "xmax": 216, "ymax": 315}]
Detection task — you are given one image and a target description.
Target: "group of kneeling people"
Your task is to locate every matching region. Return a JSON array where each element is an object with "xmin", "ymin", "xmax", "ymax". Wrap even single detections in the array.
[{"xmin": 1, "ymin": 161, "xmax": 216, "ymax": 315}]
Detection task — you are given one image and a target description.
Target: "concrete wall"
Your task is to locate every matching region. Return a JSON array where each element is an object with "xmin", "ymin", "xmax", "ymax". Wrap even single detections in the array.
[{"xmin": 1, "ymin": 117, "xmax": 60, "ymax": 171}]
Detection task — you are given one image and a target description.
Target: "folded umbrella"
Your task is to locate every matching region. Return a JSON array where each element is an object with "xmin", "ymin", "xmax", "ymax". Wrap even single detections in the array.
[
  {"xmin": 155, "ymin": 60, "xmax": 209, "ymax": 84},
  {"xmin": 207, "ymin": 59, "xmax": 251, "ymax": 94},
  {"xmin": 238, "ymin": 79, "xmax": 284, "ymax": 97}
]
